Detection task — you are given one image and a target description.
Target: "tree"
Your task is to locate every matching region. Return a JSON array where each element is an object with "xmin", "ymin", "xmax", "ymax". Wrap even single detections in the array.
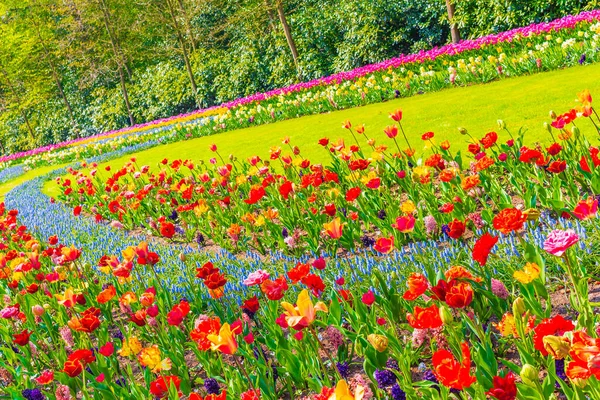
[
  {"xmin": 271, "ymin": 0, "xmax": 300, "ymax": 77},
  {"xmin": 144, "ymin": 0, "xmax": 200, "ymax": 106},
  {"xmin": 445, "ymin": 0, "xmax": 460, "ymax": 43}
]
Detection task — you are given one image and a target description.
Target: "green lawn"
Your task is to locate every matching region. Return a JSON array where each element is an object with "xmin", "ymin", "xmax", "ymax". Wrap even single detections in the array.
[
  {"xmin": 0, "ymin": 163, "xmax": 74, "ymax": 200},
  {"xmin": 30, "ymin": 62, "xmax": 600, "ymax": 198}
]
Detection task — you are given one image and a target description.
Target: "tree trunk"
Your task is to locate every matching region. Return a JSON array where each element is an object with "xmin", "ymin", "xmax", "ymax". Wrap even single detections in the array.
[
  {"xmin": 32, "ymin": 18, "xmax": 79, "ymax": 135},
  {"xmin": 99, "ymin": 0, "xmax": 132, "ymax": 77},
  {"xmin": 177, "ymin": 0, "xmax": 197, "ymax": 52},
  {"xmin": 166, "ymin": 0, "xmax": 199, "ymax": 106},
  {"xmin": 98, "ymin": 0, "xmax": 135, "ymax": 125},
  {"xmin": 117, "ymin": 65, "xmax": 135, "ymax": 126},
  {"xmin": 275, "ymin": 0, "xmax": 300, "ymax": 77},
  {"xmin": 445, "ymin": 0, "xmax": 460, "ymax": 44},
  {"xmin": 21, "ymin": 110, "xmax": 36, "ymax": 141}
]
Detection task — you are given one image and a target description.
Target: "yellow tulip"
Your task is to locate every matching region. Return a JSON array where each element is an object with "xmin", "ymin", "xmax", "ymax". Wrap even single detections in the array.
[
  {"xmin": 207, "ymin": 323, "xmax": 238, "ymax": 355},
  {"xmin": 280, "ymin": 289, "xmax": 328, "ymax": 330},
  {"xmin": 513, "ymin": 262, "xmax": 540, "ymax": 284},
  {"xmin": 328, "ymin": 380, "xmax": 364, "ymax": 400},
  {"xmin": 119, "ymin": 336, "xmax": 143, "ymax": 357}
]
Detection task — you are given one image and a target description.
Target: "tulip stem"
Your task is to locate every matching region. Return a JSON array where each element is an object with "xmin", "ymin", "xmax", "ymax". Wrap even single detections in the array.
[
  {"xmin": 562, "ymin": 253, "xmax": 591, "ymax": 329},
  {"xmin": 234, "ymin": 355, "xmax": 260, "ymax": 397},
  {"xmin": 397, "ymin": 122, "xmax": 413, "ymax": 152}
]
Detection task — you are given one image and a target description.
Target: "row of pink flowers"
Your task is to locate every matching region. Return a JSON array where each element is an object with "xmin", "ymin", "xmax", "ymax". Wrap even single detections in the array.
[{"xmin": 3, "ymin": 9, "xmax": 599, "ymax": 164}]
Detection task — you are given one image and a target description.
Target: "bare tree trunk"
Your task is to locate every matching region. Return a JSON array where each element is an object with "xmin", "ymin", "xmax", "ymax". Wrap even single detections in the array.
[
  {"xmin": 31, "ymin": 17, "xmax": 79, "ymax": 135},
  {"xmin": 21, "ymin": 110, "xmax": 36, "ymax": 141},
  {"xmin": 117, "ymin": 66, "xmax": 135, "ymax": 126},
  {"xmin": 275, "ymin": 0, "xmax": 300, "ymax": 77},
  {"xmin": 177, "ymin": 0, "xmax": 197, "ymax": 52},
  {"xmin": 445, "ymin": 0, "xmax": 460, "ymax": 44},
  {"xmin": 98, "ymin": 0, "xmax": 135, "ymax": 125},
  {"xmin": 166, "ymin": 0, "xmax": 199, "ymax": 106}
]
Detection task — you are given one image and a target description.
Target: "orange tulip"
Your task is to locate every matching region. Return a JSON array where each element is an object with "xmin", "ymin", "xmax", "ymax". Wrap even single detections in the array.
[
  {"xmin": 383, "ymin": 125, "xmax": 398, "ymax": 139},
  {"xmin": 61, "ymin": 245, "xmax": 81, "ymax": 262},
  {"xmin": 96, "ymin": 285, "xmax": 116, "ymax": 304},
  {"xmin": 323, "ymin": 218, "xmax": 343, "ymax": 239},
  {"xmin": 566, "ymin": 331, "xmax": 600, "ymax": 382},
  {"xmin": 389, "ymin": 109, "xmax": 402, "ymax": 122},
  {"xmin": 280, "ymin": 289, "xmax": 328, "ymax": 330}
]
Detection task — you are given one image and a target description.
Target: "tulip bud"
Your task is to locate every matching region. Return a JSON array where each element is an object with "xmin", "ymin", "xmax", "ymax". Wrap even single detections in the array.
[
  {"xmin": 179, "ymin": 253, "xmax": 186, "ymax": 262},
  {"xmin": 543, "ymin": 122, "xmax": 552, "ymax": 134},
  {"xmin": 371, "ymin": 276, "xmax": 378, "ymax": 288},
  {"xmin": 32, "ymin": 305, "xmax": 45, "ymax": 317},
  {"xmin": 523, "ymin": 208, "xmax": 540, "ymax": 221},
  {"xmin": 549, "ymin": 110, "xmax": 557, "ymax": 119},
  {"xmin": 520, "ymin": 364, "xmax": 538, "ymax": 387},
  {"xmin": 367, "ymin": 334, "xmax": 388, "ymax": 352},
  {"xmin": 572, "ymin": 125, "xmax": 580, "ymax": 138},
  {"xmin": 439, "ymin": 305, "xmax": 453, "ymax": 325},
  {"xmin": 458, "ymin": 127, "xmax": 468, "ymax": 135},
  {"xmin": 543, "ymin": 335, "xmax": 571, "ymax": 359},
  {"xmin": 513, "ymin": 297, "xmax": 526, "ymax": 316},
  {"xmin": 497, "ymin": 119, "xmax": 506, "ymax": 130}
]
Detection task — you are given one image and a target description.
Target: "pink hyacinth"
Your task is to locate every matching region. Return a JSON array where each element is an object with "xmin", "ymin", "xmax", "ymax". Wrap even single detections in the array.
[
  {"xmin": 424, "ymin": 215, "xmax": 437, "ymax": 235},
  {"xmin": 543, "ymin": 229, "xmax": 579, "ymax": 257},
  {"xmin": 349, "ymin": 373, "xmax": 374, "ymax": 399},
  {"xmin": 55, "ymin": 384, "xmax": 73, "ymax": 400},
  {"xmin": 412, "ymin": 328, "xmax": 429, "ymax": 347},
  {"xmin": 468, "ymin": 212, "xmax": 485, "ymax": 230},
  {"xmin": 323, "ymin": 326, "xmax": 345, "ymax": 351},
  {"xmin": 243, "ymin": 269, "xmax": 270, "ymax": 286},
  {"xmin": 491, "ymin": 279, "xmax": 509, "ymax": 299},
  {"xmin": 194, "ymin": 314, "xmax": 209, "ymax": 328},
  {"xmin": 59, "ymin": 326, "xmax": 74, "ymax": 349}
]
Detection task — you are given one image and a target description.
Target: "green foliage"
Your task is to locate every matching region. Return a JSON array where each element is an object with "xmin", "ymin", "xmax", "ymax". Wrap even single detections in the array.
[
  {"xmin": 0, "ymin": 0, "xmax": 596, "ymax": 154},
  {"xmin": 453, "ymin": 0, "xmax": 594, "ymax": 37}
]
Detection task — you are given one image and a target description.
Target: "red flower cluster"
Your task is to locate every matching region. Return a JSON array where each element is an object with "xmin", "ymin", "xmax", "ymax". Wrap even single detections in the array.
[
  {"xmin": 167, "ymin": 300, "xmax": 191, "ymax": 326},
  {"xmin": 63, "ymin": 349, "xmax": 95, "ymax": 377},
  {"xmin": 197, "ymin": 262, "xmax": 227, "ymax": 299}
]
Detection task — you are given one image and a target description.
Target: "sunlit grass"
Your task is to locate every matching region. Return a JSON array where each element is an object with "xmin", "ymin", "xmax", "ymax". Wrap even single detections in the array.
[{"xmin": 35, "ymin": 62, "xmax": 600, "ymax": 198}]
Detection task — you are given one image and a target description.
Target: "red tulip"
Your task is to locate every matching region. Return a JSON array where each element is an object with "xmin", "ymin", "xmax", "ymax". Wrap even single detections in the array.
[{"xmin": 432, "ymin": 342, "xmax": 476, "ymax": 390}]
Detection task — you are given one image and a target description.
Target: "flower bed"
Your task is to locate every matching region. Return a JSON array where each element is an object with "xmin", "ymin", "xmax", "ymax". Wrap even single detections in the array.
[
  {"xmin": 0, "ymin": 91, "xmax": 599, "ymax": 399},
  {"xmin": 55, "ymin": 91, "xmax": 600, "ymax": 257}
]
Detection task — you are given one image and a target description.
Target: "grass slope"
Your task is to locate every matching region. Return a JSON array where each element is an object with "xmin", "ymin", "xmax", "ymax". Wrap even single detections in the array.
[
  {"xmin": 33, "ymin": 62, "xmax": 600, "ymax": 198},
  {"xmin": 0, "ymin": 163, "xmax": 73, "ymax": 199}
]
